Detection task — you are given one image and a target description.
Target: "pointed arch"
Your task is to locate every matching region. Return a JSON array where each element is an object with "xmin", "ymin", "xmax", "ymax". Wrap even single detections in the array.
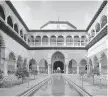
[
  {"xmin": 51, "ymin": 51, "xmax": 65, "ymax": 65},
  {"xmin": 66, "ymin": 36, "xmax": 73, "ymax": 45},
  {"xmin": 74, "ymin": 36, "xmax": 80, "ymax": 42},
  {"xmin": 24, "ymin": 34, "xmax": 27, "ymax": 41},
  {"xmin": 74, "ymin": 36, "xmax": 80, "ymax": 46},
  {"xmin": 66, "ymin": 36, "xmax": 73, "ymax": 42},
  {"xmin": 95, "ymin": 23, "xmax": 100, "ymax": 33},
  {"xmin": 42, "ymin": 35, "xmax": 48, "ymax": 45},
  {"xmin": 17, "ymin": 56, "xmax": 23, "ymax": 69},
  {"xmin": 7, "ymin": 52, "xmax": 16, "ymax": 73},
  {"xmin": 7, "ymin": 16, "xmax": 13, "ymax": 28},
  {"xmin": 35, "ymin": 36, "xmax": 41, "ymax": 45},
  {"xmin": 29, "ymin": 59, "xmax": 37, "ymax": 71},
  {"xmin": 57, "ymin": 35, "xmax": 64, "ymax": 46},
  {"xmin": 93, "ymin": 56, "xmax": 99, "ymax": 68},
  {"xmin": 50, "ymin": 35, "xmax": 56, "ymax": 42},
  {"xmin": 14, "ymin": 23, "xmax": 19, "ymax": 33},
  {"xmin": 35, "ymin": 36, "xmax": 41, "ymax": 42},
  {"xmin": 68, "ymin": 59, "xmax": 77, "ymax": 74},
  {"xmin": 101, "ymin": 52, "xmax": 107, "ymax": 74},
  {"xmin": 81, "ymin": 36, "xmax": 87, "ymax": 46},
  {"xmin": 50, "ymin": 35, "xmax": 56, "ymax": 46},
  {"xmin": 42, "ymin": 36, "xmax": 48, "ymax": 42},
  {"xmin": 91, "ymin": 29, "xmax": 95, "ymax": 38},
  {"xmin": 57, "ymin": 35, "xmax": 64, "ymax": 42},
  {"xmin": 100, "ymin": 15, "xmax": 107, "ymax": 28},
  {"xmin": 79, "ymin": 59, "xmax": 87, "ymax": 73},
  {"xmin": 23, "ymin": 58, "xmax": 27, "ymax": 68},
  {"xmin": 39, "ymin": 59, "xmax": 48, "ymax": 74},
  {"xmin": 20, "ymin": 29, "xmax": 23, "ymax": 38}
]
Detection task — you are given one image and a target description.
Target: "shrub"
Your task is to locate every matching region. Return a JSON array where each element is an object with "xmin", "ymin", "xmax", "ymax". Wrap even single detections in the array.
[
  {"xmin": 15, "ymin": 67, "xmax": 29, "ymax": 83},
  {"xmin": 30, "ymin": 70, "xmax": 38, "ymax": 79}
]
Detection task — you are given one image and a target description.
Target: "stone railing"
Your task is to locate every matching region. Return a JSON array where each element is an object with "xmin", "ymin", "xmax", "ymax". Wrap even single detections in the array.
[{"xmin": 29, "ymin": 42, "xmax": 88, "ymax": 47}]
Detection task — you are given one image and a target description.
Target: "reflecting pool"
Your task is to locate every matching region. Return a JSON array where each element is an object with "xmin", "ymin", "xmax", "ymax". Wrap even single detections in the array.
[{"xmin": 33, "ymin": 75, "xmax": 80, "ymax": 96}]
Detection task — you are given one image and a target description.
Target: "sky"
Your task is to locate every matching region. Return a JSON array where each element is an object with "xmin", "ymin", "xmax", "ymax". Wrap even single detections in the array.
[{"xmin": 11, "ymin": 0, "xmax": 103, "ymax": 30}]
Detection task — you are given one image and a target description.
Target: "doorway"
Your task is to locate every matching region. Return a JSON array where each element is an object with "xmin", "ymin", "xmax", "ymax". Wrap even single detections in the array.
[{"xmin": 53, "ymin": 61, "xmax": 64, "ymax": 73}]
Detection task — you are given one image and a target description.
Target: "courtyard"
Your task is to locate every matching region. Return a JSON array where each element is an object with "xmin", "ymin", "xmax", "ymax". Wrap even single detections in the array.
[{"xmin": 0, "ymin": 0, "xmax": 108, "ymax": 96}]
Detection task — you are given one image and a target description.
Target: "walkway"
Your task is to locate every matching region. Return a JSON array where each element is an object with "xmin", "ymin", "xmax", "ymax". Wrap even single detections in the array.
[
  {"xmin": 0, "ymin": 74, "xmax": 50, "ymax": 96},
  {"xmin": 65, "ymin": 74, "xmax": 107, "ymax": 96}
]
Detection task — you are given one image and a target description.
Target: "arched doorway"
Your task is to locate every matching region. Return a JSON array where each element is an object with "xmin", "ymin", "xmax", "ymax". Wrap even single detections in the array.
[
  {"xmin": 39, "ymin": 59, "xmax": 48, "ymax": 74},
  {"xmin": 101, "ymin": 53, "xmax": 107, "ymax": 74},
  {"xmin": 7, "ymin": 52, "xmax": 16, "ymax": 74},
  {"xmin": 79, "ymin": 59, "xmax": 87, "ymax": 74},
  {"xmin": 51, "ymin": 51, "xmax": 65, "ymax": 73},
  {"xmin": 94, "ymin": 56, "xmax": 99, "ymax": 68},
  {"xmin": 68, "ymin": 59, "xmax": 77, "ymax": 74},
  {"xmin": 53, "ymin": 61, "xmax": 64, "ymax": 73},
  {"xmin": 17, "ymin": 56, "xmax": 23, "ymax": 69},
  {"xmin": 29, "ymin": 59, "xmax": 37, "ymax": 71}
]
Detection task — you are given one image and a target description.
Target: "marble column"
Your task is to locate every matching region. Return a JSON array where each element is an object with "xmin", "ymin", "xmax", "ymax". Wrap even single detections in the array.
[
  {"xmin": 48, "ymin": 38, "xmax": 50, "ymax": 46},
  {"xmin": 64, "ymin": 37, "xmax": 66, "ymax": 46},
  {"xmin": 66, "ymin": 65, "xmax": 68, "ymax": 74},
  {"xmin": 77, "ymin": 65, "xmax": 79, "ymax": 75},
  {"xmin": 14, "ymin": 60, "xmax": 17, "ymax": 71},
  {"xmin": 87, "ymin": 64, "xmax": 90, "ymax": 74},
  {"xmin": 37, "ymin": 65, "xmax": 39, "ymax": 74},
  {"xmin": 4, "ymin": 59, "xmax": 8, "ymax": 76},
  {"xmin": 99, "ymin": 62, "xmax": 102, "ymax": 75},
  {"xmin": 48, "ymin": 65, "xmax": 51, "ymax": 74}
]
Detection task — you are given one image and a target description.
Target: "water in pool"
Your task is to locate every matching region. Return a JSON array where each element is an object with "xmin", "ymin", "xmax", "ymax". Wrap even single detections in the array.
[{"xmin": 33, "ymin": 75, "xmax": 80, "ymax": 96}]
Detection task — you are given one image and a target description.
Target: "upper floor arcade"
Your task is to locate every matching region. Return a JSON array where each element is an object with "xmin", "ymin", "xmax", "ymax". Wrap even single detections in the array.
[
  {"xmin": 0, "ymin": 1, "xmax": 107, "ymax": 49},
  {"xmin": 28, "ymin": 31, "xmax": 88, "ymax": 47}
]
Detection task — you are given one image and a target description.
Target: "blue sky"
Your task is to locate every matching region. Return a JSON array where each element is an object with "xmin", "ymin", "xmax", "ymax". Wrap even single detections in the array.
[{"xmin": 11, "ymin": 0, "xmax": 102, "ymax": 30}]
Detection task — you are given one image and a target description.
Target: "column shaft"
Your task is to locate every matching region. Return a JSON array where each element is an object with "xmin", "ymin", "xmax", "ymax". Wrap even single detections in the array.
[
  {"xmin": 37, "ymin": 65, "xmax": 39, "ymax": 74},
  {"xmin": 4, "ymin": 60, "xmax": 8, "ymax": 76},
  {"xmin": 77, "ymin": 65, "xmax": 79, "ymax": 74},
  {"xmin": 99, "ymin": 62, "xmax": 101, "ymax": 75},
  {"xmin": 66, "ymin": 65, "xmax": 68, "ymax": 74},
  {"xmin": 48, "ymin": 65, "xmax": 50, "ymax": 74},
  {"xmin": 14, "ymin": 61, "xmax": 17, "ymax": 71}
]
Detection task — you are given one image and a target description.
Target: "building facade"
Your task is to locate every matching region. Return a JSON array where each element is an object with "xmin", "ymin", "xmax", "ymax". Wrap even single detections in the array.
[{"xmin": 0, "ymin": 1, "xmax": 107, "ymax": 76}]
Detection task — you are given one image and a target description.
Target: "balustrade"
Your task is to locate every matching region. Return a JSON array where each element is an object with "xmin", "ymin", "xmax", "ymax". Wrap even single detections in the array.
[{"xmin": 29, "ymin": 41, "xmax": 87, "ymax": 47}]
